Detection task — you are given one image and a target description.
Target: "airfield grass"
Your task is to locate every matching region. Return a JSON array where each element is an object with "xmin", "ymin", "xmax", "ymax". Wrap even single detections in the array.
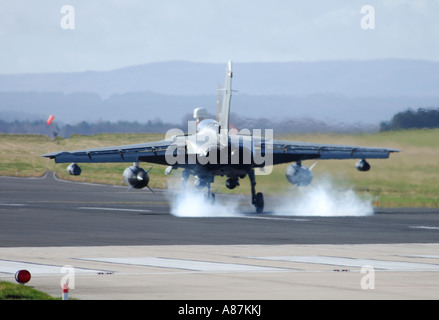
[
  {"xmin": 0, "ymin": 129, "xmax": 438, "ymax": 207},
  {"xmin": 0, "ymin": 281, "xmax": 57, "ymax": 300}
]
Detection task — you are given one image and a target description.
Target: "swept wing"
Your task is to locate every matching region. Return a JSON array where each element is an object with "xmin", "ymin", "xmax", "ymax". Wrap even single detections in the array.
[
  {"xmin": 269, "ymin": 139, "xmax": 398, "ymax": 165},
  {"xmin": 43, "ymin": 137, "xmax": 397, "ymax": 165},
  {"xmin": 43, "ymin": 139, "xmax": 173, "ymax": 165}
]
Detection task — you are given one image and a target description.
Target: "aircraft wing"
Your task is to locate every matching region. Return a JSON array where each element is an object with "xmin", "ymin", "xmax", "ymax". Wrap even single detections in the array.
[
  {"xmin": 269, "ymin": 139, "xmax": 399, "ymax": 165},
  {"xmin": 43, "ymin": 137, "xmax": 399, "ymax": 166},
  {"xmin": 42, "ymin": 139, "xmax": 174, "ymax": 165}
]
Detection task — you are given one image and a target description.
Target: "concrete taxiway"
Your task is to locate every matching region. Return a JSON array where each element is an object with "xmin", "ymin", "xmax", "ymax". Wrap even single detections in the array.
[{"xmin": 1, "ymin": 172, "xmax": 439, "ymax": 299}]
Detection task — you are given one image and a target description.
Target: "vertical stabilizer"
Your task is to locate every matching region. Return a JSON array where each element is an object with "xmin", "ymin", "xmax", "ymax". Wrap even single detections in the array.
[
  {"xmin": 216, "ymin": 83, "xmax": 222, "ymax": 122},
  {"xmin": 219, "ymin": 61, "xmax": 232, "ymax": 135}
]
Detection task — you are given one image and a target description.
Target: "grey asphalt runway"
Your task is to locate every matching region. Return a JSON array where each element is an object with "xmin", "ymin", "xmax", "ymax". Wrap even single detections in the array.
[
  {"xmin": 1, "ymin": 172, "xmax": 439, "ymax": 247},
  {"xmin": 1, "ymin": 172, "xmax": 439, "ymax": 300}
]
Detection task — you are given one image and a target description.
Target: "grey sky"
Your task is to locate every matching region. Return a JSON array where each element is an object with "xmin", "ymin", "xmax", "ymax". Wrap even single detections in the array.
[{"xmin": 1, "ymin": 0, "xmax": 439, "ymax": 74}]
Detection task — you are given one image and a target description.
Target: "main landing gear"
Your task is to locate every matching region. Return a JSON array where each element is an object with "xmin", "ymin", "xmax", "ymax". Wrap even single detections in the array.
[
  {"xmin": 206, "ymin": 183, "xmax": 215, "ymax": 205},
  {"xmin": 182, "ymin": 170, "xmax": 216, "ymax": 205},
  {"xmin": 248, "ymin": 169, "xmax": 264, "ymax": 213},
  {"xmin": 181, "ymin": 169, "xmax": 264, "ymax": 213}
]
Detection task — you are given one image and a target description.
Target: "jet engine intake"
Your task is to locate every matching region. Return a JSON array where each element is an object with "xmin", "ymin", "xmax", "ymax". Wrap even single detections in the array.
[
  {"xmin": 123, "ymin": 165, "xmax": 150, "ymax": 189},
  {"xmin": 285, "ymin": 163, "xmax": 313, "ymax": 187}
]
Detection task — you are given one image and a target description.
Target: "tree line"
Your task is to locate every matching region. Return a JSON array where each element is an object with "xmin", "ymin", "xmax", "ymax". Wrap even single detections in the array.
[
  {"xmin": 2, "ymin": 107, "xmax": 438, "ymax": 137},
  {"xmin": 0, "ymin": 114, "xmax": 376, "ymax": 138},
  {"xmin": 380, "ymin": 108, "xmax": 439, "ymax": 131},
  {"xmin": 0, "ymin": 119, "xmax": 179, "ymax": 138}
]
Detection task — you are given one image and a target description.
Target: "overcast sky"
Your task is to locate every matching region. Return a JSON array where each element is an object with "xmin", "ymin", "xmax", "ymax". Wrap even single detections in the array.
[{"xmin": 1, "ymin": 0, "xmax": 439, "ymax": 74}]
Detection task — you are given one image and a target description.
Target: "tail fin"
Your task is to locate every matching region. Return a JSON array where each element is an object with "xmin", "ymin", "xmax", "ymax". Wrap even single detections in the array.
[
  {"xmin": 218, "ymin": 60, "xmax": 233, "ymax": 135},
  {"xmin": 216, "ymin": 83, "xmax": 222, "ymax": 122}
]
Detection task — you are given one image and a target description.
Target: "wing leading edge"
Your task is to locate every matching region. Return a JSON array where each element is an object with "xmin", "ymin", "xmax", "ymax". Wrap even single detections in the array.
[
  {"xmin": 43, "ymin": 137, "xmax": 398, "ymax": 166},
  {"xmin": 270, "ymin": 139, "xmax": 399, "ymax": 165},
  {"xmin": 42, "ymin": 140, "xmax": 173, "ymax": 165}
]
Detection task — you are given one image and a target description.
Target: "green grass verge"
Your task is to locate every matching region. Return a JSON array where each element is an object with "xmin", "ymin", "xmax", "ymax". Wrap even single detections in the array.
[
  {"xmin": 1, "ymin": 129, "xmax": 438, "ymax": 207},
  {"xmin": 0, "ymin": 281, "xmax": 56, "ymax": 300}
]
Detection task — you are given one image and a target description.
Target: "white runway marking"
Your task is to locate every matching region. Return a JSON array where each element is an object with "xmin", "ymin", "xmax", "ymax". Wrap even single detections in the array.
[
  {"xmin": 251, "ymin": 256, "xmax": 439, "ymax": 271},
  {"xmin": 78, "ymin": 207, "xmax": 151, "ymax": 213},
  {"xmin": 242, "ymin": 216, "xmax": 310, "ymax": 222},
  {"xmin": 403, "ymin": 255, "xmax": 439, "ymax": 259},
  {"xmin": 409, "ymin": 225, "xmax": 439, "ymax": 230},
  {"xmin": 0, "ymin": 260, "xmax": 106, "ymax": 275},
  {"xmin": 81, "ymin": 257, "xmax": 288, "ymax": 273},
  {"xmin": 0, "ymin": 203, "xmax": 26, "ymax": 207}
]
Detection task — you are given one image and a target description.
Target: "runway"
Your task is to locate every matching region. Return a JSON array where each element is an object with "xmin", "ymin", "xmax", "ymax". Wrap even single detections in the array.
[{"xmin": 1, "ymin": 172, "xmax": 439, "ymax": 300}]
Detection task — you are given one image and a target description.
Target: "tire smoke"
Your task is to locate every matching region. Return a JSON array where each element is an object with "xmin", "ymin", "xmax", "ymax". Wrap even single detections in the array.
[
  {"xmin": 167, "ymin": 175, "xmax": 373, "ymax": 217},
  {"xmin": 166, "ymin": 176, "xmax": 243, "ymax": 217},
  {"xmin": 272, "ymin": 178, "xmax": 374, "ymax": 217}
]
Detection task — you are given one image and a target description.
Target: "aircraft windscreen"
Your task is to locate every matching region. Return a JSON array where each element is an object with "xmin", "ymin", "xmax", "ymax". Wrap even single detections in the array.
[{"xmin": 197, "ymin": 119, "xmax": 219, "ymax": 132}]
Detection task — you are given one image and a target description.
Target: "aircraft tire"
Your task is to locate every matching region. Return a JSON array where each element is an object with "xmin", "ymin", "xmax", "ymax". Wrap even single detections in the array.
[{"xmin": 254, "ymin": 192, "xmax": 264, "ymax": 213}]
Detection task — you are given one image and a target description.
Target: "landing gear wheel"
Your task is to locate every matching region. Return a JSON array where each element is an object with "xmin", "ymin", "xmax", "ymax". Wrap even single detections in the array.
[
  {"xmin": 248, "ymin": 169, "xmax": 264, "ymax": 213},
  {"xmin": 254, "ymin": 192, "xmax": 264, "ymax": 213}
]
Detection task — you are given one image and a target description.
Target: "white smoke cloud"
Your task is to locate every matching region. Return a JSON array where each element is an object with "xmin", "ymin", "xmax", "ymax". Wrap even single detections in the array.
[
  {"xmin": 167, "ymin": 175, "xmax": 373, "ymax": 218},
  {"xmin": 169, "ymin": 190, "xmax": 243, "ymax": 217},
  {"xmin": 272, "ymin": 177, "xmax": 374, "ymax": 217},
  {"xmin": 166, "ymin": 175, "xmax": 244, "ymax": 217}
]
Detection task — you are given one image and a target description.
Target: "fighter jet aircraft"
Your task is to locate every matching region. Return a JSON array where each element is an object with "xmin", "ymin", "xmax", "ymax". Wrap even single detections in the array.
[{"xmin": 43, "ymin": 61, "xmax": 398, "ymax": 213}]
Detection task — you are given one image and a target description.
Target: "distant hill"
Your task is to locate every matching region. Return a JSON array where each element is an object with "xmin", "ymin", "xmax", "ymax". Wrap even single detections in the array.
[
  {"xmin": 3, "ymin": 59, "xmax": 439, "ymax": 97},
  {"xmin": 1, "ymin": 60, "xmax": 439, "ymax": 126}
]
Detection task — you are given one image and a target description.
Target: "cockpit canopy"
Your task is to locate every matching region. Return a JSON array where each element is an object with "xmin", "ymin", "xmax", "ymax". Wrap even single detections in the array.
[{"xmin": 197, "ymin": 119, "xmax": 220, "ymax": 133}]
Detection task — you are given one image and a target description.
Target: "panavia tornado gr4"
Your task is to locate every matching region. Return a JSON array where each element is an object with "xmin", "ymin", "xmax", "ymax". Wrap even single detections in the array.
[{"xmin": 43, "ymin": 61, "xmax": 398, "ymax": 213}]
